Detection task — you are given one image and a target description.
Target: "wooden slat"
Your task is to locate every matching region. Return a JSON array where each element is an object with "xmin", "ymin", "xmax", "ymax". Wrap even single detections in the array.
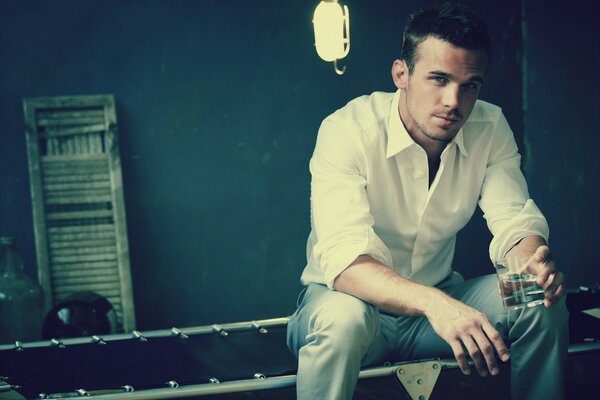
[
  {"xmin": 42, "ymin": 123, "xmax": 105, "ymax": 138},
  {"xmin": 53, "ymin": 286, "xmax": 122, "ymax": 300},
  {"xmin": 42, "ymin": 173, "xmax": 109, "ymax": 184},
  {"xmin": 50, "ymin": 245, "xmax": 117, "ymax": 257},
  {"xmin": 106, "ymin": 297, "xmax": 123, "ymax": 309},
  {"xmin": 53, "ymin": 282, "xmax": 122, "ymax": 292},
  {"xmin": 37, "ymin": 116, "xmax": 105, "ymax": 127},
  {"xmin": 36, "ymin": 109, "xmax": 105, "ymax": 120},
  {"xmin": 43, "ymin": 180, "xmax": 111, "ymax": 192},
  {"xmin": 52, "ymin": 268, "xmax": 119, "ymax": 279},
  {"xmin": 42, "ymin": 161, "xmax": 108, "ymax": 175},
  {"xmin": 50, "ymin": 252, "xmax": 117, "ymax": 264},
  {"xmin": 46, "ymin": 209, "xmax": 114, "ymax": 221},
  {"xmin": 48, "ymin": 227, "xmax": 116, "ymax": 242},
  {"xmin": 49, "ymin": 260, "xmax": 118, "ymax": 273},
  {"xmin": 48, "ymin": 238, "xmax": 115, "ymax": 250},
  {"xmin": 41, "ymin": 152, "xmax": 108, "ymax": 164},
  {"xmin": 45, "ymin": 191, "xmax": 112, "ymax": 203},
  {"xmin": 52, "ymin": 275, "xmax": 121, "ymax": 288}
]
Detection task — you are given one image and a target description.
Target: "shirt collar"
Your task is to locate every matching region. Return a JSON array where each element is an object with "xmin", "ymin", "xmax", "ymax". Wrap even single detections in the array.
[{"xmin": 386, "ymin": 89, "xmax": 469, "ymax": 159}]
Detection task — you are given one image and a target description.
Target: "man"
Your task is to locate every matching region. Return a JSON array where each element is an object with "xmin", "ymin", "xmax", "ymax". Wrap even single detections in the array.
[{"xmin": 287, "ymin": 2, "xmax": 569, "ymax": 400}]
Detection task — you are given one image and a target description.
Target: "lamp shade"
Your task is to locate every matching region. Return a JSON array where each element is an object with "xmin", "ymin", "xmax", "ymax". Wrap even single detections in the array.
[{"xmin": 313, "ymin": 0, "xmax": 350, "ymax": 62}]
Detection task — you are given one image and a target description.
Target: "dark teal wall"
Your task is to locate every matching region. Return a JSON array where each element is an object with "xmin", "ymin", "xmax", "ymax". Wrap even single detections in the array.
[
  {"xmin": 0, "ymin": 0, "xmax": 553, "ymax": 331},
  {"xmin": 521, "ymin": 0, "xmax": 599, "ymax": 289}
]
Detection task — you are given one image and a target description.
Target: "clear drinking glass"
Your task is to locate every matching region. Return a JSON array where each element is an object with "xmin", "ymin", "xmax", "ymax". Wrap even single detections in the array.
[{"xmin": 494, "ymin": 255, "xmax": 545, "ymax": 310}]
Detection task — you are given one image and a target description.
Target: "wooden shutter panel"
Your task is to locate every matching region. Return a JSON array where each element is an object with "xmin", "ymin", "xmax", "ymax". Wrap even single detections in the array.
[{"xmin": 23, "ymin": 94, "xmax": 136, "ymax": 332}]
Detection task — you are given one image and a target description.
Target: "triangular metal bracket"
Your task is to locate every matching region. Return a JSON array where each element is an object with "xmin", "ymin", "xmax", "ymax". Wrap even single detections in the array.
[{"xmin": 395, "ymin": 360, "xmax": 442, "ymax": 400}]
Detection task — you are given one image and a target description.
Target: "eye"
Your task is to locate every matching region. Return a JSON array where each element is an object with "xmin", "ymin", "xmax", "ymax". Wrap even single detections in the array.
[
  {"xmin": 462, "ymin": 82, "xmax": 481, "ymax": 91},
  {"xmin": 430, "ymin": 76, "xmax": 448, "ymax": 85}
]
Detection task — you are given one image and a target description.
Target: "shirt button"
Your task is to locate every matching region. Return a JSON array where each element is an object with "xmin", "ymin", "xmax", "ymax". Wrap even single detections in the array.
[{"xmin": 414, "ymin": 170, "xmax": 425, "ymax": 179}]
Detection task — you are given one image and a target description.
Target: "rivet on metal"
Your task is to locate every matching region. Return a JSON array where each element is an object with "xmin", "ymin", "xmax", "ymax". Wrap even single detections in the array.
[
  {"xmin": 132, "ymin": 330, "xmax": 148, "ymax": 342},
  {"xmin": 38, "ymin": 394, "xmax": 49, "ymax": 399},
  {"xmin": 209, "ymin": 378, "xmax": 220, "ymax": 384},
  {"xmin": 417, "ymin": 378, "xmax": 423, "ymax": 385},
  {"xmin": 166, "ymin": 381, "xmax": 179, "ymax": 388},
  {"xmin": 252, "ymin": 321, "xmax": 268, "ymax": 334},
  {"xmin": 399, "ymin": 369, "xmax": 405, "ymax": 374},
  {"xmin": 171, "ymin": 327, "xmax": 189, "ymax": 339},
  {"xmin": 254, "ymin": 373, "xmax": 266, "ymax": 380},
  {"xmin": 419, "ymin": 396, "xmax": 426, "ymax": 400},
  {"xmin": 212, "ymin": 324, "xmax": 228, "ymax": 336},
  {"xmin": 50, "ymin": 338, "xmax": 65, "ymax": 348},
  {"xmin": 432, "ymin": 363, "xmax": 439, "ymax": 369},
  {"xmin": 76, "ymin": 388, "xmax": 90, "ymax": 396},
  {"xmin": 92, "ymin": 336, "xmax": 106, "ymax": 345},
  {"xmin": 121, "ymin": 385, "xmax": 135, "ymax": 392},
  {"xmin": 14, "ymin": 341, "xmax": 24, "ymax": 351}
]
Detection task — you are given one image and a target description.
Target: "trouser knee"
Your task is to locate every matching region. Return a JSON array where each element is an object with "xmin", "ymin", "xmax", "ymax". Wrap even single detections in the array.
[{"xmin": 287, "ymin": 285, "xmax": 380, "ymax": 356}]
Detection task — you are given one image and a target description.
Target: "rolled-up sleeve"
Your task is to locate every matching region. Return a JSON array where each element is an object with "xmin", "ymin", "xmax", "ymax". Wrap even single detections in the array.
[
  {"xmin": 479, "ymin": 112, "xmax": 549, "ymax": 263},
  {"xmin": 309, "ymin": 118, "xmax": 393, "ymax": 289}
]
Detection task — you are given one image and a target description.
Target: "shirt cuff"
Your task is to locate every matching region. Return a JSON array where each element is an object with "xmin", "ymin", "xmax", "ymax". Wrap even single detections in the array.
[
  {"xmin": 489, "ymin": 199, "xmax": 550, "ymax": 263},
  {"xmin": 314, "ymin": 225, "xmax": 393, "ymax": 290}
]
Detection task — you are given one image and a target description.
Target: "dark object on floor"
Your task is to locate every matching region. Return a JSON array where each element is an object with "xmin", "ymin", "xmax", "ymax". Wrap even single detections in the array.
[{"xmin": 41, "ymin": 291, "xmax": 117, "ymax": 339}]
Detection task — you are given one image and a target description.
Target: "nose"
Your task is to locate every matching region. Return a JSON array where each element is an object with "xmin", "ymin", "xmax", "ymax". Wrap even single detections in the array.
[{"xmin": 442, "ymin": 85, "xmax": 460, "ymax": 109}]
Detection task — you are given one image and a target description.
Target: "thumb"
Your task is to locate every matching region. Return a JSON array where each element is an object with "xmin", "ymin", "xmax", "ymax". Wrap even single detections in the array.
[{"xmin": 533, "ymin": 245, "xmax": 550, "ymax": 263}]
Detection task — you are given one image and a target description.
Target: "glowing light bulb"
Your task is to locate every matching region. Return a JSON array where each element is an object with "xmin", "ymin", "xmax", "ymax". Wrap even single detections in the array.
[{"xmin": 313, "ymin": 0, "xmax": 350, "ymax": 75}]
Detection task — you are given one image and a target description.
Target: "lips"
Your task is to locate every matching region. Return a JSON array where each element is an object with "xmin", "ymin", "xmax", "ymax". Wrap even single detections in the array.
[
  {"xmin": 435, "ymin": 115, "xmax": 459, "ymax": 122},
  {"xmin": 435, "ymin": 115, "xmax": 460, "ymax": 127}
]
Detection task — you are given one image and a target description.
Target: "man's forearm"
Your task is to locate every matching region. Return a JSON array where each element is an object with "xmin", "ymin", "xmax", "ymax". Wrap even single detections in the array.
[
  {"xmin": 505, "ymin": 235, "xmax": 547, "ymax": 260},
  {"xmin": 332, "ymin": 254, "xmax": 449, "ymax": 318}
]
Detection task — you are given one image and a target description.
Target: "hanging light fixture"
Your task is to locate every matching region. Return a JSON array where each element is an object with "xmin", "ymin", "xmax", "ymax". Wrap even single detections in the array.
[{"xmin": 312, "ymin": 0, "xmax": 350, "ymax": 75}]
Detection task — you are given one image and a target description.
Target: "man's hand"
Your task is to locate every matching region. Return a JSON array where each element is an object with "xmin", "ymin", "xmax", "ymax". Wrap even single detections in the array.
[
  {"xmin": 529, "ymin": 245, "xmax": 565, "ymax": 308},
  {"xmin": 426, "ymin": 295, "xmax": 510, "ymax": 377},
  {"xmin": 506, "ymin": 236, "xmax": 565, "ymax": 308}
]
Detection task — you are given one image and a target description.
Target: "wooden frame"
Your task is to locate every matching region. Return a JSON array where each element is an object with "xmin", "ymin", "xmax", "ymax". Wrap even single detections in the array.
[{"xmin": 23, "ymin": 94, "xmax": 136, "ymax": 332}]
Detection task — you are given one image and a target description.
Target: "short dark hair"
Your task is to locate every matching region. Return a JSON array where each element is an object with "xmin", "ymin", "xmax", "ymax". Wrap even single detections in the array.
[{"xmin": 401, "ymin": 2, "xmax": 491, "ymax": 73}]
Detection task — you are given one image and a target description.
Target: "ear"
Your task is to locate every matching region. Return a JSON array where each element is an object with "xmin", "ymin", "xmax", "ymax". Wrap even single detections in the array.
[{"xmin": 391, "ymin": 59, "xmax": 409, "ymax": 90}]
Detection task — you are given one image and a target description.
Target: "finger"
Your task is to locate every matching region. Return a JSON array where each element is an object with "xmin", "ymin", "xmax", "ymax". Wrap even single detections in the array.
[
  {"xmin": 449, "ymin": 340, "xmax": 471, "ymax": 375},
  {"xmin": 542, "ymin": 271, "xmax": 556, "ymax": 291},
  {"xmin": 471, "ymin": 330, "xmax": 499, "ymax": 375},
  {"xmin": 482, "ymin": 321, "xmax": 510, "ymax": 362},
  {"xmin": 545, "ymin": 284, "xmax": 565, "ymax": 308},
  {"xmin": 536, "ymin": 260, "xmax": 556, "ymax": 287},
  {"xmin": 461, "ymin": 335, "xmax": 487, "ymax": 377},
  {"xmin": 544, "ymin": 271, "xmax": 564, "ymax": 293}
]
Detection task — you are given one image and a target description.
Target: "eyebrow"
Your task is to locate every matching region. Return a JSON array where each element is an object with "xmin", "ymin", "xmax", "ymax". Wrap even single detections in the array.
[{"xmin": 429, "ymin": 70, "xmax": 484, "ymax": 84}]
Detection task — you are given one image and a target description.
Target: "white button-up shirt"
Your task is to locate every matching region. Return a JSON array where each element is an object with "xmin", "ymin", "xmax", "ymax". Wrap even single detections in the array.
[{"xmin": 301, "ymin": 90, "xmax": 549, "ymax": 289}]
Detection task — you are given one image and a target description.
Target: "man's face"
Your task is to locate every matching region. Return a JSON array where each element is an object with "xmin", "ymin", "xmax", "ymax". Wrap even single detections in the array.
[{"xmin": 392, "ymin": 36, "xmax": 488, "ymax": 145}]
